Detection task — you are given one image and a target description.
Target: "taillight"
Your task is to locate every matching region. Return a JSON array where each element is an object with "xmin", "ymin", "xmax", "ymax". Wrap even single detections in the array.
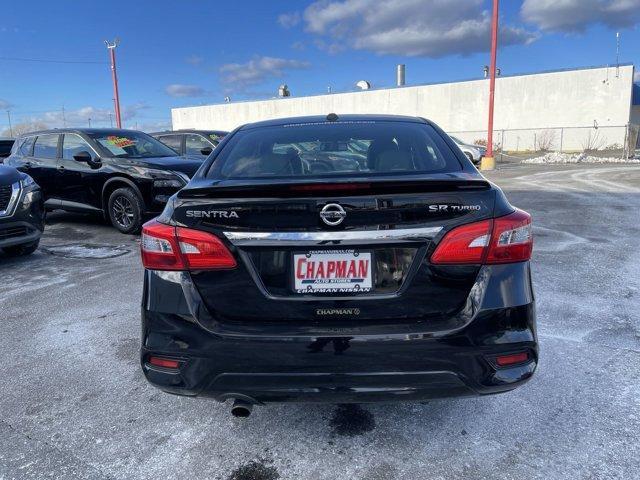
[
  {"xmin": 431, "ymin": 209, "xmax": 532, "ymax": 265},
  {"xmin": 176, "ymin": 227, "xmax": 237, "ymax": 270},
  {"xmin": 430, "ymin": 220, "xmax": 491, "ymax": 265},
  {"xmin": 141, "ymin": 221, "xmax": 183, "ymax": 270},
  {"xmin": 485, "ymin": 210, "xmax": 533, "ymax": 264},
  {"xmin": 140, "ymin": 220, "xmax": 236, "ymax": 271}
]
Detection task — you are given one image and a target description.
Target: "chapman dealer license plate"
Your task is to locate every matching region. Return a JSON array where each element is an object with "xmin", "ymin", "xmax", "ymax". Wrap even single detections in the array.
[{"xmin": 293, "ymin": 250, "xmax": 373, "ymax": 294}]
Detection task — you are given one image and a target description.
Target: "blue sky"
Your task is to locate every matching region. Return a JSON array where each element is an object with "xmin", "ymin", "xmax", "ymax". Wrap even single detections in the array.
[{"xmin": 1, "ymin": 0, "xmax": 639, "ymax": 134}]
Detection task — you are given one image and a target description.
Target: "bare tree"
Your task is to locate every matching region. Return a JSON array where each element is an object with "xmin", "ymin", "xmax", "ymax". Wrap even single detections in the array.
[
  {"xmin": 1, "ymin": 121, "xmax": 49, "ymax": 138},
  {"xmin": 474, "ymin": 138, "xmax": 501, "ymax": 152},
  {"xmin": 534, "ymin": 129, "xmax": 556, "ymax": 152},
  {"xmin": 581, "ymin": 129, "xmax": 606, "ymax": 152}
]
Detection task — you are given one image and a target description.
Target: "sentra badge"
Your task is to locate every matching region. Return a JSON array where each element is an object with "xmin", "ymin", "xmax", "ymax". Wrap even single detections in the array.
[{"xmin": 186, "ymin": 210, "xmax": 239, "ymax": 219}]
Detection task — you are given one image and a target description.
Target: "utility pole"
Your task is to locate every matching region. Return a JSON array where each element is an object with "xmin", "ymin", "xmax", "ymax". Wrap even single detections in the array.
[
  {"xmin": 88, "ymin": 118, "xmax": 92, "ymax": 127},
  {"xmin": 62, "ymin": 106, "xmax": 67, "ymax": 127},
  {"xmin": 616, "ymin": 32, "xmax": 620, "ymax": 78},
  {"xmin": 104, "ymin": 39, "xmax": 122, "ymax": 128},
  {"xmin": 482, "ymin": 0, "xmax": 499, "ymax": 171},
  {"xmin": 6, "ymin": 110, "xmax": 13, "ymax": 137},
  {"xmin": 109, "ymin": 112, "xmax": 113, "ymax": 128}
]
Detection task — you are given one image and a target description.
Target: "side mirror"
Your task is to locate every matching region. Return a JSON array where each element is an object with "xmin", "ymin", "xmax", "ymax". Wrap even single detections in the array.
[
  {"xmin": 73, "ymin": 151, "xmax": 92, "ymax": 163},
  {"xmin": 200, "ymin": 147, "xmax": 213, "ymax": 156},
  {"xmin": 73, "ymin": 151, "xmax": 102, "ymax": 169}
]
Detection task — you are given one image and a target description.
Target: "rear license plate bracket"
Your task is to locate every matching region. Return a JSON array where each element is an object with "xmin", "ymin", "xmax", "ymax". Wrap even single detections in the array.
[{"xmin": 292, "ymin": 249, "xmax": 373, "ymax": 294}]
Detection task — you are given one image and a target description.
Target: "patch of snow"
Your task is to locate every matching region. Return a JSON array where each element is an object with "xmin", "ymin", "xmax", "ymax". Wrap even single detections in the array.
[
  {"xmin": 42, "ymin": 244, "xmax": 130, "ymax": 259},
  {"xmin": 522, "ymin": 152, "xmax": 640, "ymax": 164}
]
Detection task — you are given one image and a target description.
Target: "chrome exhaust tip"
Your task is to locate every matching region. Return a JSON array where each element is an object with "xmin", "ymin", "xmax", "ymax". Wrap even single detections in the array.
[{"xmin": 231, "ymin": 399, "xmax": 253, "ymax": 418}]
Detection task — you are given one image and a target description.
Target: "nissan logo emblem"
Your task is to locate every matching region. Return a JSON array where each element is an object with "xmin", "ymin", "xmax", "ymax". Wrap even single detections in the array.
[{"xmin": 320, "ymin": 203, "xmax": 347, "ymax": 226}]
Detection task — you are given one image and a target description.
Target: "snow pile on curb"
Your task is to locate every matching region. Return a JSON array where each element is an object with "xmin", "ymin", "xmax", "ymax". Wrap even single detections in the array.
[{"xmin": 522, "ymin": 152, "xmax": 639, "ymax": 164}]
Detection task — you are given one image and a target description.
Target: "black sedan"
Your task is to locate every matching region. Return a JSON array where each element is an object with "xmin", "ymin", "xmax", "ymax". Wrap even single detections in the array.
[
  {"xmin": 5, "ymin": 129, "xmax": 202, "ymax": 233},
  {"xmin": 139, "ymin": 114, "xmax": 537, "ymax": 416},
  {"xmin": 0, "ymin": 164, "xmax": 44, "ymax": 256}
]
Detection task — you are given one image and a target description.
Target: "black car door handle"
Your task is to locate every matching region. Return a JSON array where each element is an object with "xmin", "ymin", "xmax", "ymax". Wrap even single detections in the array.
[{"xmin": 57, "ymin": 165, "xmax": 65, "ymax": 171}]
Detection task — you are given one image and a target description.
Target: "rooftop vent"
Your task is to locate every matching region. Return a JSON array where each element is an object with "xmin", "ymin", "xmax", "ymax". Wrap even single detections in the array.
[{"xmin": 278, "ymin": 84, "xmax": 291, "ymax": 97}]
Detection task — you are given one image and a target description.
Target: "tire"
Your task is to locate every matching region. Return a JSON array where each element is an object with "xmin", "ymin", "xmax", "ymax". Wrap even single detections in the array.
[
  {"xmin": 4, "ymin": 240, "xmax": 39, "ymax": 257},
  {"xmin": 464, "ymin": 152, "xmax": 475, "ymax": 163},
  {"xmin": 107, "ymin": 187, "xmax": 143, "ymax": 234}
]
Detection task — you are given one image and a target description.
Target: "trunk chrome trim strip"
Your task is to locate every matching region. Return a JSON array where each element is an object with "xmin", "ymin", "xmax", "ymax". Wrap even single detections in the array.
[{"xmin": 223, "ymin": 227, "xmax": 442, "ymax": 246}]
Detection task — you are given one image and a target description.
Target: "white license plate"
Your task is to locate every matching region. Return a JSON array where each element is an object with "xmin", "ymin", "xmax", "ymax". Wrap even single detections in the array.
[{"xmin": 293, "ymin": 250, "xmax": 373, "ymax": 294}]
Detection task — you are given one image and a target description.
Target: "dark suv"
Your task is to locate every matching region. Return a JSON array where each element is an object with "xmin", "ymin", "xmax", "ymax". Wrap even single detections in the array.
[
  {"xmin": 5, "ymin": 129, "xmax": 202, "ymax": 233},
  {"xmin": 0, "ymin": 164, "xmax": 44, "ymax": 256},
  {"xmin": 0, "ymin": 138, "xmax": 15, "ymax": 160},
  {"xmin": 151, "ymin": 130, "xmax": 228, "ymax": 159},
  {"xmin": 139, "ymin": 114, "xmax": 537, "ymax": 416}
]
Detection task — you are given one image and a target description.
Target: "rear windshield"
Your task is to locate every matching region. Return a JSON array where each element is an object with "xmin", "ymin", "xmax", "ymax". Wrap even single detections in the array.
[{"xmin": 207, "ymin": 121, "xmax": 461, "ymax": 179}]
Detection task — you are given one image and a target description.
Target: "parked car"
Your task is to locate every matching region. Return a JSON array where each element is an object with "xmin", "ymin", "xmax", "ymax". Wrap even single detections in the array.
[
  {"xmin": 0, "ymin": 138, "xmax": 15, "ymax": 161},
  {"xmin": 5, "ymin": 129, "xmax": 202, "ymax": 234},
  {"xmin": 151, "ymin": 130, "xmax": 228, "ymax": 159},
  {"xmin": 139, "ymin": 114, "xmax": 537, "ymax": 416},
  {"xmin": 450, "ymin": 135, "xmax": 485, "ymax": 165},
  {"xmin": 0, "ymin": 164, "xmax": 44, "ymax": 256}
]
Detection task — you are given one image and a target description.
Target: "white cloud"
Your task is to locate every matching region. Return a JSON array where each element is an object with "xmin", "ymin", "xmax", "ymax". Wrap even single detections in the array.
[
  {"xmin": 302, "ymin": 0, "xmax": 537, "ymax": 57},
  {"xmin": 219, "ymin": 56, "xmax": 311, "ymax": 93},
  {"xmin": 291, "ymin": 41, "xmax": 306, "ymax": 51},
  {"xmin": 14, "ymin": 103, "xmax": 150, "ymax": 129},
  {"xmin": 314, "ymin": 39, "xmax": 345, "ymax": 55},
  {"xmin": 185, "ymin": 54, "xmax": 204, "ymax": 66},
  {"xmin": 278, "ymin": 12, "xmax": 301, "ymax": 29},
  {"xmin": 521, "ymin": 0, "xmax": 640, "ymax": 32},
  {"xmin": 165, "ymin": 84, "xmax": 206, "ymax": 98}
]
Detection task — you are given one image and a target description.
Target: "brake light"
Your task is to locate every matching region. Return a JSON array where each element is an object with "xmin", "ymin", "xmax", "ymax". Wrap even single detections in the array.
[
  {"xmin": 289, "ymin": 183, "xmax": 371, "ymax": 192},
  {"xmin": 141, "ymin": 221, "xmax": 183, "ymax": 270},
  {"xmin": 431, "ymin": 210, "xmax": 532, "ymax": 265},
  {"xmin": 140, "ymin": 220, "xmax": 236, "ymax": 271},
  {"xmin": 176, "ymin": 227, "xmax": 237, "ymax": 270},
  {"xmin": 485, "ymin": 210, "xmax": 533, "ymax": 264},
  {"xmin": 430, "ymin": 220, "xmax": 491, "ymax": 264}
]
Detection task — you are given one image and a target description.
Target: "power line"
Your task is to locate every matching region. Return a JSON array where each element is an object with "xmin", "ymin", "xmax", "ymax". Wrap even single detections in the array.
[{"xmin": 0, "ymin": 56, "xmax": 107, "ymax": 65}]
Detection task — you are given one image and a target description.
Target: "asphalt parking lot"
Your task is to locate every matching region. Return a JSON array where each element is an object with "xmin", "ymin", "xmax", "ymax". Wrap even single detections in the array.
[{"xmin": 1, "ymin": 163, "xmax": 639, "ymax": 480}]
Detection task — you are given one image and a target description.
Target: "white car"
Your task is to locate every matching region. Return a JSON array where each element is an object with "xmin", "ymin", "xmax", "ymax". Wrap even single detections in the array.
[{"xmin": 450, "ymin": 136, "xmax": 485, "ymax": 165}]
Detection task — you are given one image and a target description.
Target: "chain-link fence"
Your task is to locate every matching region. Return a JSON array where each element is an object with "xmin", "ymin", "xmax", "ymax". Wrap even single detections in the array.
[{"xmin": 448, "ymin": 124, "xmax": 640, "ymax": 162}]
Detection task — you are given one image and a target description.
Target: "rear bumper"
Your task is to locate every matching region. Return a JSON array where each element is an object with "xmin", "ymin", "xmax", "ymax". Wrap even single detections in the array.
[
  {"xmin": 140, "ymin": 263, "xmax": 537, "ymax": 404},
  {"xmin": 142, "ymin": 307, "xmax": 536, "ymax": 404}
]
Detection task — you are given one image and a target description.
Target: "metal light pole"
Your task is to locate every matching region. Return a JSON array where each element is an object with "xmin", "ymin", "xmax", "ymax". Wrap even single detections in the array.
[
  {"xmin": 6, "ymin": 110, "xmax": 13, "ymax": 137},
  {"xmin": 105, "ymin": 39, "xmax": 122, "ymax": 129},
  {"xmin": 482, "ymin": 0, "xmax": 499, "ymax": 171}
]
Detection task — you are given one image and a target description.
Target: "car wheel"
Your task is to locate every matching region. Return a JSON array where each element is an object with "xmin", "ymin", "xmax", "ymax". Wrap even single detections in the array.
[
  {"xmin": 3, "ymin": 240, "xmax": 39, "ymax": 256},
  {"xmin": 464, "ymin": 152, "xmax": 475, "ymax": 163},
  {"xmin": 108, "ymin": 187, "xmax": 143, "ymax": 234}
]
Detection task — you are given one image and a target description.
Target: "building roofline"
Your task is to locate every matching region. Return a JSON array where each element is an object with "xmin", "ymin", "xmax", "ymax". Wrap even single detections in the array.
[{"xmin": 172, "ymin": 63, "xmax": 636, "ymax": 111}]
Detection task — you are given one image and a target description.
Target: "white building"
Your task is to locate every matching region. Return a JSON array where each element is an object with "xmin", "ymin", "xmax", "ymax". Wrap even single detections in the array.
[{"xmin": 172, "ymin": 64, "xmax": 640, "ymax": 152}]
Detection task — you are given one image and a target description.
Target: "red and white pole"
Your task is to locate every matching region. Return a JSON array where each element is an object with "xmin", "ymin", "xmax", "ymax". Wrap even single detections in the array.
[
  {"xmin": 482, "ymin": 0, "xmax": 499, "ymax": 170},
  {"xmin": 105, "ymin": 39, "xmax": 122, "ymax": 129}
]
